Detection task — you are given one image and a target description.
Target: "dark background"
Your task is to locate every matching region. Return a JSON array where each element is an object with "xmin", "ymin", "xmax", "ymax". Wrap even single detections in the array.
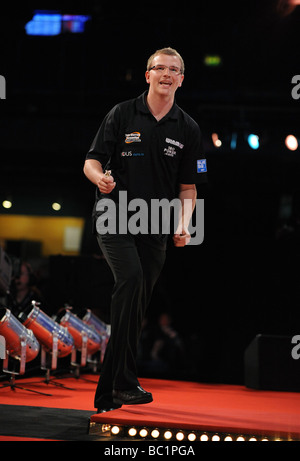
[{"xmin": 1, "ymin": 0, "xmax": 300, "ymax": 384}]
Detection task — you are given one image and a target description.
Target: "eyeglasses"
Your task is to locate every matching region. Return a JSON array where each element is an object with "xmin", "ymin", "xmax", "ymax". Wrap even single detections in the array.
[{"xmin": 148, "ymin": 65, "xmax": 182, "ymax": 76}]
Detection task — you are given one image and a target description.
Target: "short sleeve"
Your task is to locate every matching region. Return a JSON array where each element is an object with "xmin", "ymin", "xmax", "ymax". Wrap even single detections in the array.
[
  {"xmin": 178, "ymin": 119, "xmax": 208, "ymax": 185},
  {"xmin": 86, "ymin": 104, "xmax": 120, "ymax": 166}
]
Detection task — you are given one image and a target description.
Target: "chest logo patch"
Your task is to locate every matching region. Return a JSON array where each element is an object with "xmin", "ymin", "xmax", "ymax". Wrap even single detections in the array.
[
  {"xmin": 165, "ymin": 137, "xmax": 184, "ymax": 149},
  {"xmin": 125, "ymin": 132, "xmax": 141, "ymax": 144},
  {"xmin": 164, "ymin": 146, "xmax": 177, "ymax": 157}
]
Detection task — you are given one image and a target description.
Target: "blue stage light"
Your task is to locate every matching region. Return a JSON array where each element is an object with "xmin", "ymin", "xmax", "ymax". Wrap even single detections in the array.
[
  {"xmin": 230, "ymin": 132, "xmax": 237, "ymax": 150},
  {"xmin": 248, "ymin": 134, "xmax": 259, "ymax": 150},
  {"xmin": 25, "ymin": 11, "xmax": 62, "ymax": 36},
  {"xmin": 62, "ymin": 15, "xmax": 90, "ymax": 33},
  {"xmin": 25, "ymin": 11, "xmax": 90, "ymax": 36}
]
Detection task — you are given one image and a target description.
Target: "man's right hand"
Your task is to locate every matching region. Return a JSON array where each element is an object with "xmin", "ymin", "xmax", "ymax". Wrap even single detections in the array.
[
  {"xmin": 83, "ymin": 159, "xmax": 116, "ymax": 194},
  {"xmin": 97, "ymin": 173, "xmax": 116, "ymax": 194}
]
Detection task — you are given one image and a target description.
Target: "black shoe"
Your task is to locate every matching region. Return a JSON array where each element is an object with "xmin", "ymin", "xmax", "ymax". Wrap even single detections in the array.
[{"xmin": 113, "ymin": 386, "xmax": 153, "ymax": 405}]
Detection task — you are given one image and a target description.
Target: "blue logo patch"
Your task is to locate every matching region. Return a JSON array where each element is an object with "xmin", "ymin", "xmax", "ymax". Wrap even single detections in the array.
[{"xmin": 197, "ymin": 159, "xmax": 207, "ymax": 173}]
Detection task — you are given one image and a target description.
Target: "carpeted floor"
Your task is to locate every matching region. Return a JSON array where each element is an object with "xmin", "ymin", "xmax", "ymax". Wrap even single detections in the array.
[
  {"xmin": 0, "ymin": 405, "xmax": 95, "ymax": 441},
  {"xmin": 0, "ymin": 373, "xmax": 300, "ymax": 442},
  {"xmin": 0, "ymin": 373, "xmax": 101, "ymax": 441}
]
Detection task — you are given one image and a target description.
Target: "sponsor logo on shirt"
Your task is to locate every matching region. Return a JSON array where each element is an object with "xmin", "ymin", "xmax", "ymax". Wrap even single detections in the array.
[
  {"xmin": 165, "ymin": 137, "xmax": 184, "ymax": 149},
  {"xmin": 164, "ymin": 146, "xmax": 177, "ymax": 157},
  {"xmin": 121, "ymin": 151, "xmax": 144, "ymax": 157},
  {"xmin": 125, "ymin": 132, "xmax": 141, "ymax": 144},
  {"xmin": 197, "ymin": 159, "xmax": 207, "ymax": 173}
]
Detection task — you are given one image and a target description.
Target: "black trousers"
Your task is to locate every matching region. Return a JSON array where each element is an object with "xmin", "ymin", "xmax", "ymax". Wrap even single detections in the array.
[{"xmin": 94, "ymin": 232, "xmax": 166, "ymax": 409}]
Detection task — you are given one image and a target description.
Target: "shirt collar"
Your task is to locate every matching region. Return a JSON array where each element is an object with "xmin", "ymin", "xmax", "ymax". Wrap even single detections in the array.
[{"xmin": 136, "ymin": 91, "xmax": 179, "ymax": 120}]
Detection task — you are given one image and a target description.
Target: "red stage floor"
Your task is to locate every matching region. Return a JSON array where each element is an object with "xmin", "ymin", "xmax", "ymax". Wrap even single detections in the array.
[
  {"xmin": 0, "ymin": 374, "xmax": 299, "ymax": 441},
  {"xmin": 89, "ymin": 377, "xmax": 300, "ymax": 441}
]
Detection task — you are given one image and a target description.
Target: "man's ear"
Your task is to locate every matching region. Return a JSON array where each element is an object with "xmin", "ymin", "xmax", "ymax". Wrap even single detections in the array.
[{"xmin": 145, "ymin": 70, "xmax": 150, "ymax": 84}]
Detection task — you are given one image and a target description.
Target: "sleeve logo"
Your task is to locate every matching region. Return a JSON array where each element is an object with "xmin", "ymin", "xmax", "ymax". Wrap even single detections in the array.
[{"xmin": 197, "ymin": 159, "xmax": 207, "ymax": 173}]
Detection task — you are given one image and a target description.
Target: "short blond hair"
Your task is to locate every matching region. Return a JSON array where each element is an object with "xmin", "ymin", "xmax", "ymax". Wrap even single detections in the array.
[{"xmin": 147, "ymin": 47, "xmax": 185, "ymax": 74}]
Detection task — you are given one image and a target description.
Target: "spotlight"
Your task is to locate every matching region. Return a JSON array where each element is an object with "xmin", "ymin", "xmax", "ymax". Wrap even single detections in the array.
[
  {"xmin": 203, "ymin": 55, "xmax": 222, "ymax": 67},
  {"xmin": 25, "ymin": 11, "xmax": 91, "ymax": 36},
  {"xmin": 164, "ymin": 430, "xmax": 172, "ymax": 440},
  {"xmin": 212, "ymin": 133, "xmax": 222, "ymax": 148},
  {"xmin": 230, "ymin": 132, "xmax": 237, "ymax": 150},
  {"xmin": 59, "ymin": 309, "xmax": 101, "ymax": 355},
  {"xmin": 151, "ymin": 429, "xmax": 160, "ymax": 439},
  {"xmin": 248, "ymin": 134, "xmax": 259, "ymax": 150},
  {"xmin": 58, "ymin": 309, "xmax": 101, "ymax": 368},
  {"xmin": 285, "ymin": 134, "xmax": 298, "ymax": 151},
  {"xmin": 200, "ymin": 434, "xmax": 209, "ymax": 441},
  {"xmin": 2, "ymin": 200, "xmax": 12, "ymax": 209},
  {"xmin": 52, "ymin": 202, "xmax": 61, "ymax": 211},
  {"xmin": 111, "ymin": 426, "xmax": 120, "ymax": 435},
  {"xmin": 22, "ymin": 302, "xmax": 74, "ymax": 370},
  {"xmin": 0, "ymin": 308, "xmax": 40, "ymax": 373},
  {"xmin": 0, "ymin": 308, "xmax": 44, "ymax": 393},
  {"xmin": 82, "ymin": 309, "xmax": 110, "ymax": 337},
  {"xmin": 81, "ymin": 309, "xmax": 110, "ymax": 363},
  {"xmin": 188, "ymin": 433, "xmax": 196, "ymax": 441},
  {"xmin": 139, "ymin": 428, "xmax": 148, "ymax": 438},
  {"xmin": 128, "ymin": 428, "xmax": 137, "ymax": 437},
  {"xmin": 176, "ymin": 431, "xmax": 185, "ymax": 441},
  {"xmin": 101, "ymin": 424, "xmax": 111, "ymax": 433}
]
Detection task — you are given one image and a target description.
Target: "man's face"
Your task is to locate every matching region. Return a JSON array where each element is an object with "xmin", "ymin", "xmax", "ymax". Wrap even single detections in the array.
[{"xmin": 145, "ymin": 54, "xmax": 184, "ymax": 98}]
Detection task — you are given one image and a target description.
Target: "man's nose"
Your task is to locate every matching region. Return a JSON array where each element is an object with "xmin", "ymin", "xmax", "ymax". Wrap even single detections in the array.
[{"xmin": 163, "ymin": 66, "xmax": 171, "ymax": 76}]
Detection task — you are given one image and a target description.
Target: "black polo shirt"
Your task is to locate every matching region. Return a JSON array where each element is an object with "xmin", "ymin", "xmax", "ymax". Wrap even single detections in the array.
[{"xmin": 86, "ymin": 91, "xmax": 208, "ymax": 246}]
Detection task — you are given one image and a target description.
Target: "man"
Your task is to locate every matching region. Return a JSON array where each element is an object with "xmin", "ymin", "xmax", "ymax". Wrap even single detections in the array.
[{"xmin": 83, "ymin": 47, "xmax": 207, "ymax": 412}]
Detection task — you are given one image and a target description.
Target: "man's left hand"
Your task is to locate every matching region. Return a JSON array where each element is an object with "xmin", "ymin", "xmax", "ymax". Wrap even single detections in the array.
[{"xmin": 173, "ymin": 229, "xmax": 191, "ymax": 247}]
